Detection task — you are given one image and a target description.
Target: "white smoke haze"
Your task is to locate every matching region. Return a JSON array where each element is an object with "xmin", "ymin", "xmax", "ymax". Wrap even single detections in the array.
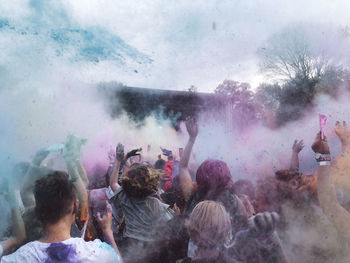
[
  {"xmin": 61, "ymin": 0, "xmax": 350, "ymax": 90},
  {"xmin": 2, "ymin": 1, "xmax": 350, "ymax": 262},
  {"xmin": 194, "ymin": 92, "xmax": 346, "ymax": 182},
  {"xmin": 3, "ymin": 0, "xmax": 350, "ymax": 91}
]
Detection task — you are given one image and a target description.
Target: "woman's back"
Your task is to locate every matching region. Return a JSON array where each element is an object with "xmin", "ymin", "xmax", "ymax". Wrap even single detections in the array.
[{"xmin": 112, "ymin": 187, "xmax": 174, "ymax": 242}]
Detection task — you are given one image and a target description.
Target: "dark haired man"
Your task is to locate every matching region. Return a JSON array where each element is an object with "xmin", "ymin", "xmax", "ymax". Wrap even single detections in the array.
[{"xmin": 1, "ymin": 171, "xmax": 121, "ymax": 262}]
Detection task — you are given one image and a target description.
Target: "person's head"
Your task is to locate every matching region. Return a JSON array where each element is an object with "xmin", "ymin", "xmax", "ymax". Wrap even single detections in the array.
[
  {"xmin": 275, "ymin": 169, "xmax": 300, "ymax": 182},
  {"xmin": 275, "ymin": 170, "xmax": 303, "ymax": 196},
  {"xmin": 196, "ymin": 159, "xmax": 233, "ymax": 199},
  {"xmin": 188, "ymin": 200, "xmax": 231, "ymax": 249},
  {"xmin": 121, "ymin": 163, "xmax": 161, "ymax": 198},
  {"xmin": 255, "ymin": 176, "xmax": 279, "ymax": 213},
  {"xmin": 297, "ymin": 174, "xmax": 317, "ymax": 196},
  {"xmin": 275, "ymin": 169, "xmax": 301, "ymax": 197},
  {"xmin": 233, "ymin": 179, "xmax": 256, "ymax": 201},
  {"xmin": 154, "ymin": 158, "xmax": 166, "ymax": 170},
  {"xmin": 34, "ymin": 171, "xmax": 78, "ymax": 226},
  {"xmin": 275, "ymin": 169, "xmax": 316, "ymax": 203}
]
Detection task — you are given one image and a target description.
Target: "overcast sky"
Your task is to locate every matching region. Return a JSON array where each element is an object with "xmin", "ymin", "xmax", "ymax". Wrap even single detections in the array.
[{"xmin": 2, "ymin": 0, "xmax": 350, "ymax": 92}]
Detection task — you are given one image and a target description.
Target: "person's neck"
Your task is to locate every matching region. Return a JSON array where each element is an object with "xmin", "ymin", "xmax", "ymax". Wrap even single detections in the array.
[{"xmin": 40, "ymin": 217, "xmax": 72, "ymax": 243}]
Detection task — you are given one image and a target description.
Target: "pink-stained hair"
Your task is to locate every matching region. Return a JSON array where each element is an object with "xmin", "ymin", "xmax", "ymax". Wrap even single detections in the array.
[{"xmin": 195, "ymin": 159, "xmax": 233, "ymax": 199}]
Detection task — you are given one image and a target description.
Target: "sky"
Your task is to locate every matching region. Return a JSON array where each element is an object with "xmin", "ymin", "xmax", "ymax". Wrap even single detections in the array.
[
  {"xmin": 63, "ymin": 0, "xmax": 350, "ymax": 91},
  {"xmin": 0, "ymin": 0, "xmax": 349, "ymax": 164},
  {"xmin": 1, "ymin": 0, "xmax": 350, "ymax": 92}
]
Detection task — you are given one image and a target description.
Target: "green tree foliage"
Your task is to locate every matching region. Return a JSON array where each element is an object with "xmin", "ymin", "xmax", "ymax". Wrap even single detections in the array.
[{"xmin": 215, "ymin": 80, "xmax": 262, "ymax": 128}]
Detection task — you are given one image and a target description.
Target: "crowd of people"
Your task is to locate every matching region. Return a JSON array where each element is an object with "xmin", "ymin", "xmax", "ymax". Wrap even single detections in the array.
[{"xmin": 1, "ymin": 118, "xmax": 350, "ymax": 262}]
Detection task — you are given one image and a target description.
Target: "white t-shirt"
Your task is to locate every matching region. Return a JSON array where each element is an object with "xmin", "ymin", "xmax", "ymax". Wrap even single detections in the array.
[{"xmin": 1, "ymin": 238, "xmax": 120, "ymax": 263}]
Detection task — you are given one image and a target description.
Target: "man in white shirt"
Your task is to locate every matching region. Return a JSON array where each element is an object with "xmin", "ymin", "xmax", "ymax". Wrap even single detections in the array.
[{"xmin": 1, "ymin": 171, "xmax": 121, "ymax": 263}]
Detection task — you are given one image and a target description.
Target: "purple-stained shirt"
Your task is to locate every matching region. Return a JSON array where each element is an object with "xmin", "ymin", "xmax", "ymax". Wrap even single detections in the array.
[{"xmin": 1, "ymin": 238, "xmax": 120, "ymax": 263}]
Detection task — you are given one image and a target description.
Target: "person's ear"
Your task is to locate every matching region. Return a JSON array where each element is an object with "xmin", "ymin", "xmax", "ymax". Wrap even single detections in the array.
[{"xmin": 73, "ymin": 199, "xmax": 79, "ymax": 215}]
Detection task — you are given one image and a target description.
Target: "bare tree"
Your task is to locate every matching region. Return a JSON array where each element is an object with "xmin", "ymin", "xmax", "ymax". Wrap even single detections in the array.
[{"xmin": 258, "ymin": 25, "xmax": 330, "ymax": 82}]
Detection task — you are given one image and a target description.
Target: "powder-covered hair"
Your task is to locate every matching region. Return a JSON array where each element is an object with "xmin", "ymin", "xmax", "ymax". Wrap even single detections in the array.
[
  {"xmin": 275, "ymin": 169, "xmax": 300, "ymax": 182},
  {"xmin": 233, "ymin": 179, "xmax": 256, "ymax": 201},
  {"xmin": 188, "ymin": 200, "xmax": 231, "ymax": 249},
  {"xmin": 195, "ymin": 159, "xmax": 233, "ymax": 200},
  {"xmin": 121, "ymin": 163, "xmax": 162, "ymax": 198}
]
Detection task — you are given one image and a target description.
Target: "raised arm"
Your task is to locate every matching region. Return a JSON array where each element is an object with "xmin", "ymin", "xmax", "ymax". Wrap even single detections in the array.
[
  {"xmin": 232, "ymin": 212, "xmax": 287, "ymax": 263},
  {"xmin": 20, "ymin": 149, "xmax": 51, "ymax": 208},
  {"xmin": 63, "ymin": 134, "xmax": 89, "ymax": 185},
  {"xmin": 96, "ymin": 203, "xmax": 122, "ymax": 261},
  {"xmin": 75, "ymin": 161, "xmax": 89, "ymax": 186},
  {"xmin": 63, "ymin": 135, "xmax": 89, "ymax": 223},
  {"xmin": 66, "ymin": 161, "xmax": 89, "ymax": 221},
  {"xmin": 179, "ymin": 117, "xmax": 198, "ymax": 200},
  {"xmin": 109, "ymin": 144, "xmax": 124, "ymax": 192},
  {"xmin": 312, "ymin": 132, "xmax": 350, "ymax": 244},
  {"xmin": 330, "ymin": 121, "xmax": 350, "ymax": 195},
  {"xmin": 317, "ymin": 166, "xmax": 350, "ymax": 242},
  {"xmin": 334, "ymin": 121, "xmax": 350, "ymax": 154},
  {"xmin": 109, "ymin": 145, "xmax": 142, "ymax": 192},
  {"xmin": 289, "ymin": 139, "xmax": 304, "ymax": 171},
  {"xmin": 1, "ymin": 185, "xmax": 26, "ymax": 257}
]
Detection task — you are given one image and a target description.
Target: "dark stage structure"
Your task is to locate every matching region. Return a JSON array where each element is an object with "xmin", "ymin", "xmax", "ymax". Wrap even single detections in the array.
[{"xmin": 98, "ymin": 83, "xmax": 233, "ymax": 131}]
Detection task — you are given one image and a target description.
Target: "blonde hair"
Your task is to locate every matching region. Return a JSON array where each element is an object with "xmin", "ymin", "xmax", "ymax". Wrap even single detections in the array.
[{"xmin": 188, "ymin": 200, "xmax": 231, "ymax": 248}]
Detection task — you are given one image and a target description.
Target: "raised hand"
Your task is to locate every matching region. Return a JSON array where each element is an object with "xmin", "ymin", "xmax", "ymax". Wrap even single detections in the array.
[
  {"xmin": 115, "ymin": 143, "xmax": 125, "ymax": 162},
  {"xmin": 185, "ymin": 116, "xmax": 198, "ymax": 139},
  {"xmin": 248, "ymin": 212, "xmax": 279, "ymax": 237},
  {"xmin": 311, "ymin": 132, "xmax": 330, "ymax": 154},
  {"xmin": 108, "ymin": 147, "xmax": 116, "ymax": 164},
  {"xmin": 335, "ymin": 121, "xmax": 350, "ymax": 145},
  {"xmin": 292, "ymin": 139, "xmax": 305, "ymax": 153},
  {"xmin": 32, "ymin": 148, "xmax": 50, "ymax": 166},
  {"xmin": 96, "ymin": 202, "xmax": 113, "ymax": 233},
  {"xmin": 63, "ymin": 134, "xmax": 87, "ymax": 161},
  {"xmin": 125, "ymin": 148, "xmax": 142, "ymax": 160}
]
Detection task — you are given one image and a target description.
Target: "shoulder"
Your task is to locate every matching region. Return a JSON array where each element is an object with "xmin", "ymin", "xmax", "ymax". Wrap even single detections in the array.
[
  {"xmin": 1, "ymin": 241, "xmax": 44, "ymax": 262},
  {"xmin": 106, "ymin": 186, "xmax": 123, "ymax": 200},
  {"xmin": 146, "ymin": 197, "xmax": 175, "ymax": 217},
  {"xmin": 146, "ymin": 195, "xmax": 166, "ymax": 207},
  {"xmin": 71, "ymin": 238, "xmax": 121, "ymax": 263},
  {"xmin": 216, "ymin": 191, "xmax": 239, "ymax": 209}
]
